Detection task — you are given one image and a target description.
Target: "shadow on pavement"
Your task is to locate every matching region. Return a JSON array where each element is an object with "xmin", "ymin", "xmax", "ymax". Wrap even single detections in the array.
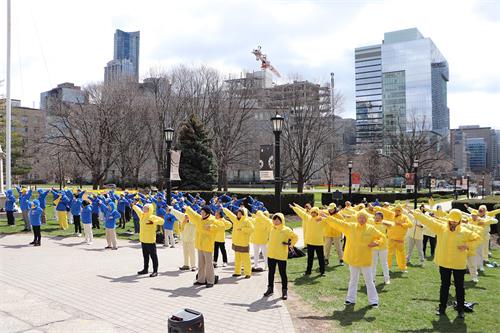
[
  {"xmin": 398, "ymin": 314, "xmax": 467, "ymax": 333},
  {"xmin": 97, "ymin": 273, "xmax": 150, "ymax": 284},
  {"xmin": 298, "ymin": 305, "xmax": 375, "ymax": 327},
  {"xmin": 159, "ymin": 270, "xmax": 191, "ymax": 278},
  {"xmin": 151, "ymin": 286, "xmax": 204, "ymax": 298},
  {"xmin": 225, "ymin": 297, "xmax": 282, "ymax": 312}
]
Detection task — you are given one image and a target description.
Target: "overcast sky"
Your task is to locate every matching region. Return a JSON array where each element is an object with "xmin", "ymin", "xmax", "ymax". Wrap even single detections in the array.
[{"xmin": 1, "ymin": 0, "xmax": 499, "ymax": 128}]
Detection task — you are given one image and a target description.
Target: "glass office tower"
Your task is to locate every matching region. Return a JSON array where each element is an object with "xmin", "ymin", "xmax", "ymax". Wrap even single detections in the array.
[{"xmin": 114, "ymin": 29, "xmax": 140, "ymax": 79}]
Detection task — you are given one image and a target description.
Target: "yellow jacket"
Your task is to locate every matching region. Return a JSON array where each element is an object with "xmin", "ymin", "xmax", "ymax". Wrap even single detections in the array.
[
  {"xmin": 171, "ymin": 207, "xmax": 196, "ymax": 243},
  {"xmin": 291, "ymin": 204, "xmax": 309, "ymax": 238},
  {"xmin": 185, "ymin": 206, "xmax": 218, "ymax": 252},
  {"xmin": 461, "ymin": 223, "xmax": 484, "ymax": 257},
  {"xmin": 303, "ymin": 214, "xmax": 327, "ymax": 246},
  {"xmin": 267, "ymin": 213, "xmax": 299, "ymax": 261},
  {"xmin": 323, "ymin": 211, "xmax": 343, "ymax": 238},
  {"xmin": 251, "ymin": 210, "xmax": 273, "ymax": 245},
  {"xmin": 387, "ymin": 214, "xmax": 412, "ymax": 240},
  {"xmin": 369, "ymin": 219, "xmax": 393, "ymax": 250},
  {"xmin": 467, "ymin": 207, "xmax": 500, "ymax": 218},
  {"xmin": 223, "ymin": 207, "xmax": 254, "ymax": 247},
  {"xmin": 407, "ymin": 212, "xmax": 424, "ymax": 240},
  {"xmin": 132, "ymin": 204, "xmax": 164, "ymax": 244},
  {"xmin": 325, "ymin": 215, "xmax": 386, "ymax": 267},
  {"xmin": 215, "ymin": 217, "xmax": 232, "ymax": 243},
  {"xmin": 414, "ymin": 211, "xmax": 482, "ymax": 269}
]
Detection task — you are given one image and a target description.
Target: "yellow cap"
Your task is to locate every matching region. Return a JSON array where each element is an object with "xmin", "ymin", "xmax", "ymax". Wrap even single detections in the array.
[
  {"xmin": 478, "ymin": 205, "xmax": 487, "ymax": 211},
  {"xmin": 394, "ymin": 205, "xmax": 403, "ymax": 212},
  {"xmin": 310, "ymin": 207, "xmax": 320, "ymax": 215},
  {"xmin": 328, "ymin": 203, "xmax": 336, "ymax": 211},
  {"xmin": 448, "ymin": 209, "xmax": 463, "ymax": 223}
]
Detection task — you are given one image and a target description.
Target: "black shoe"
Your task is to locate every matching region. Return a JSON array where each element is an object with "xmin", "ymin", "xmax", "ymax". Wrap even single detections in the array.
[
  {"xmin": 344, "ymin": 301, "xmax": 355, "ymax": 306},
  {"xmin": 29, "ymin": 241, "xmax": 35, "ymax": 245},
  {"xmin": 34, "ymin": 243, "xmax": 41, "ymax": 247},
  {"xmin": 105, "ymin": 246, "xmax": 112, "ymax": 249},
  {"xmin": 340, "ymin": 260, "xmax": 344, "ymax": 266},
  {"xmin": 232, "ymin": 274, "xmax": 241, "ymax": 277},
  {"xmin": 179, "ymin": 265, "xmax": 190, "ymax": 270},
  {"xmin": 137, "ymin": 270, "xmax": 148, "ymax": 275},
  {"xmin": 303, "ymin": 272, "xmax": 311, "ymax": 276},
  {"xmin": 319, "ymin": 273, "xmax": 326, "ymax": 277},
  {"xmin": 264, "ymin": 289, "xmax": 274, "ymax": 297},
  {"xmin": 206, "ymin": 284, "xmax": 214, "ymax": 288},
  {"xmin": 457, "ymin": 311, "xmax": 465, "ymax": 319},
  {"xmin": 282, "ymin": 289, "xmax": 288, "ymax": 300},
  {"xmin": 325, "ymin": 259, "xmax": 329, "ymax": 266},
  {"xmin": 193, "ymin": 281, "xmax": 206, "ymax": 285},
  {"xmin": 245, "ymin": 275, "xmax": 251, "ymax": 279},
  {"xmin": 435, "ymin": 309, "xmax": 446, "ymax": 316},
  {"xmin": 371, "ymin": 303, "xmax": 379, "ymax": 309},
  {"xmin": 150, "ymin": 272, "xmax": 158, "ymax": 277}
]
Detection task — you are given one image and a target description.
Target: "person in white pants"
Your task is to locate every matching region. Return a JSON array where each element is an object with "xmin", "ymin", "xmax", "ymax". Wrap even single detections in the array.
[
  {"xmin": 461, "ymin": 217, "xmax": 484, "ymax": 282},
  {"xmin": 323, "ymin": 211, "xmax": 387, "ymax": 307},
  {"xmin": 172, "ymin": 209, "xmax": 197, "ymax": 271},
  {"xmin": 406, "ymin": 206, "xmax": 425, "ymax": 265},
  {"xmin": 371, "ymin": 211, "xmax": 392, "ymax": 284},
  {"xmin": 251, "ymin": 210, "xmax": 273, "ymax": 272},
  {"xmin": 81, "ymin": 201, "xmax": 93, "ymax": 245}
]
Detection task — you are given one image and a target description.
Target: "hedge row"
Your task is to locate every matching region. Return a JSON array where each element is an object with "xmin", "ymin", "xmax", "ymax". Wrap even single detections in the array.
[
  {"xmin": 183, "ymin": 191, "xmax": 314, "ymax": 215},
  {"xmin": 321, "ymin": 191, "xmax": 465, "ymax": 206}
]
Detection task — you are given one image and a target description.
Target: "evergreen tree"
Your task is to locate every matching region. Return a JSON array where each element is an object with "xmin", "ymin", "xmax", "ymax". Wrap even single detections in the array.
[{"xmin": 178, "ymin": 114, "xmax": 215, "ymax": 190}]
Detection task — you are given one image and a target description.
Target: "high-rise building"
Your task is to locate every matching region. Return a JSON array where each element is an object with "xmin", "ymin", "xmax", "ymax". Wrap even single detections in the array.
[
  {"xmin": 104, "ymin": 29, "xmax": 140, "ymax": 83},
  {"xmin": 40, "ymin": 82, "xmax": 88, "ymax": 115},
  {"xmin": 355, "ymin": 28, "xmax": 449, "ymax": 146}
]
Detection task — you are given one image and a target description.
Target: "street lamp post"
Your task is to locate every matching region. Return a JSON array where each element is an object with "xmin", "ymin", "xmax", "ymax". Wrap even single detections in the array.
[
  {"xmin": 348, "ymin": 160, "xmax": 353, "ymax": 200},
  {"xmin": 453, "ymin": 177, "xmax": 457, "ymax": 200},
  {"xmin": 428, "ymin": 173, "xmax": 432, "ymax": 195},
  {"xmin": 271, "ymin": 115, "xmax": 284, "ymax": 212},
  {"xmin": 482, "ymin": 172, "xmax": 485, "ymax": 199},
  {"xmin": 466, "ymin": 174, "xmax": 470, "ymax": 199},
  {"xmin": 413, "ymin": 159, "xmax": 419, "ymax": 209},
  {"xmin": 164, "ymin": 128, "xmax": 174, "ymax": 205}
]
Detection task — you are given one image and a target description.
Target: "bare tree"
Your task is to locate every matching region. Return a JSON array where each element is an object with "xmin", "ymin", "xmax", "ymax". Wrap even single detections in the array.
[{"xmin": 359, "ymin": 147, "xmax": 391, "ymax": 192}]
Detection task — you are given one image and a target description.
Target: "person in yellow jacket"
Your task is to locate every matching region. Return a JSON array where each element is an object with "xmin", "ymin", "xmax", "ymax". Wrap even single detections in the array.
[
  {"xmin": 292, "ymin": 205, "xmax": 326, "ymax": 276},
  {"xmin": 323, "ymin": 203, "xmax": 344, "ymax": 266},
  {"xmin": 465, "ymin": 204, "xmax": 499, "ymax": 264},
  {"xmin": 323, "ymin": 211, "xmax": 386, "ymax": 307},
  {"xmin": 132, "ymin": 203, "xmax": 164, "ymax": 277},
  {"xmin": 263, "ymin": 213, "xmax": 298, "ymax": 300},
  {"xmin": 460, "ymin": 217, "xmax": 484, "ymax": 283},
  {"xmin": 223, "ymin": 207, "xmax": 255, "ymax": 278},
  {"xmin": 185, "ymin": 206, "xmax": 220, "ymax": 288},
  {"xmin": 386, "ymin": 205, "xmax": 412, "ymax": 272},
  {"xmin": 213, "ymin": 210, "xmax": 232, "ymax": 268},
  {"xmin": 406, "ymin": 205, "xmax": 425, "ymax": 265},
  {"xmin": 412, "ymin": 209, "xmax": 481, "ymax": 318},
  {"xmin": 290, "ymin": 203, "xmax": 311, "ymax": 245},
  {"xmin": 251, "ymin": 210, "xmax": 273, "ymax": 272},
  {"xmin": 171, "ymin": 208, "xmax": 197, "ymax": 271},
  {"xmin": 466, "ymin": 211, "xmax": 495, "ymax": 272},
  {"xmin": 370, "ymin": 211, "xmax": 393, "ymax": 285}
]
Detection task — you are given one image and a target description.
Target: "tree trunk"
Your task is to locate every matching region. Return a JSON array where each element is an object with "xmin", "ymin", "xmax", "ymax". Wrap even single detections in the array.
[
  {"xmin": 297, "ymin": 174, "xmax": 304, "ymax": 194},
  {"xmin": 223, "ymin": 165, "xmax": 228, "ymax": 192},
  {"xmin": 217, "ymin": 167, "xmax": 223, "ymax": 191}
]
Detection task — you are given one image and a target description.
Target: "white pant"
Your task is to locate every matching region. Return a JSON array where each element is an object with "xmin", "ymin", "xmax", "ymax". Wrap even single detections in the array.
[
  {"xmin": 406, "ymin": 237, "xmax": 424, "ymax": 262},
  {"xmin": 347, "ymin": 265, "xmax": 378, "ymax": 305},
  {"xmin": 476, "ymin": 244, "xmax": 484, "ymax": 270},
  {"xmin": 467, "ymin": 255, "xmax": 478, "ymax": 280},
  {"xmin": 164, "ymin": 229, "xmax": 175, "ymax": 247},
  {"xmin": 183, "ymin": 242, "xmax": 196, "ymax": 268},
  {"xmin": 253, "ymin": 244, "xmax": 268, "ymax": 269},
  {"xmin": 324, "ymin": 236, "xmax": 343, "ymax": 261},
  {"xmin": 83, "ymin": 223, "xmax": 93, "ymax": 243},
  {"xmin": 372, "ymin": 249, "xmax": 390, "ymax": 283},
  {"xmin": 68, "ymin": 213, "xmax": 73, "ymax": 224},
  {"xmin": 482, "ymin": 233, "xmax": 490, "ymax": 259}
]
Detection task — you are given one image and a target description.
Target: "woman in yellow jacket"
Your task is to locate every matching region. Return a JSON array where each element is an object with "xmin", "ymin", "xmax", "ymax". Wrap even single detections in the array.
[
  {"xmin": 412, "ymin": 209, "xmax": 481, "ymax": 318},
  {"xmin": 465, "ymin": 204, "xmax": 499, "ymax": 263},
  {"xmin": 292, "ymin": 205, "xmax": 327, "ymax": 276},
  {"xmin": 386, "ymin": 205, "xmax": 412, "ymax": 272},
  {"xmin": 132, "ymin": 203, "xmax": 164, "ymax": 277},
  {"xmin": 171, "ymin": 208, "xmax": 197, "ymax": 271},
  {"xmin": 263, "ymin": 213, "xmax": 298, "ymax": 300},
  {"xmin": 323, "ymin": 203, "xmax": 344, "ymax": 266},
  {"xmin": 370, "ymin": 211, "xmax": 393, "ymax": 285},
  {"xmin": 323, "ymin": 211, "xmax": 386, "ymax": 307},
  {"xmin": 185, "ymin": 206, "xmax": 220, "ymax": 288},
  {"xmin": 223, "ymin": 207, "xmax": 255, "ymax": 278},
  {"xmin": 213, "ymin": 210, "xmax": 232, "ymax": 268},
  {"xmin": 461, "ymin": 217, "xmax": 483, "ymax": 283},
  {"xmin": 251, "ymin": 210, "xmax": 273, "ymax": 272}
]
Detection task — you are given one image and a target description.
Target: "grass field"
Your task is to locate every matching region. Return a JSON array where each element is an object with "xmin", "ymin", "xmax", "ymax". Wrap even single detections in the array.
[{"xmin": 286, "ymin": 248, "xmax": 500, "ymax": 332}]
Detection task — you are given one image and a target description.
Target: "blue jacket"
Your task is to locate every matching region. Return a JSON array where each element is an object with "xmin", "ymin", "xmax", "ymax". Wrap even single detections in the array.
[
  {"xmin": 90, "ymin": 196, "xmax": 101, "ymax": 214},
  {"xmin": 52, "ymin": 190, "xmax": 69, "ymax": 212},
  {"xmin": 29, "ymin": 200, "xmax": 43, "ymax": 226},
  {"xmin": 16, "ymin": 187, "xmax": 32, "ymax": 211},
  {"xmin": 5, "ymin": 189, "xmax": 16, "ymax": 211},
  {"xmin": 163, "ymin": 213, "xmax": 176, "ymax": 230},
  {"xmin": 117, "ymin": 197, "xmax": 129, "ymax": 212},
  {"xmin": 81, "ymin": 205, "xmax": 92, "ymax": 224},
  {"xmin": 70, "ymin": 197, "xmax": 83, "ymax": 216},
  {"xmin": 37, "ymin": 189, "xmax": 50, "ymax": 209},
  {"xmin": 100, "ymin": 202, "xmax": 121, "ymax": 229}
]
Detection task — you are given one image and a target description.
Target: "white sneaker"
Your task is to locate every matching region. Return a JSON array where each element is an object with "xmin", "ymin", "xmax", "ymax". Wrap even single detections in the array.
[
  {"xmin": 222, "ymin": 263, "xmax": 227, "ymax": 267},
  {"xmin": 472, "ymin": 278, "xmax": 479, "ymax": 283},
  {"xmin": 385, "ymin": 280, "xmax": 391, "ymax": 285},
  {"xmin": 77, "ymin": 233, "xmax": 82, "ymax": 237}
]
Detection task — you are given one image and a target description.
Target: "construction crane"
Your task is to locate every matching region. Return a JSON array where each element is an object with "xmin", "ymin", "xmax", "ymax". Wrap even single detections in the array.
[{"xmin": 251, "ymin": 46, "xmax": 281, "ymax": 78}]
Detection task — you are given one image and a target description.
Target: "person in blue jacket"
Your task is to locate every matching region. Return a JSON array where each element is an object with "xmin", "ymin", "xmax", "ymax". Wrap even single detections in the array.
[
  {"xmin": 29, "ymin": 199, "xmax": 43, "ymax": 246},
  {"xmin": 131, "ymin": 198, "xmax": 143, "ymax": 234},
  {"xmin": 51, "ymin": 189, "xmax": 70, "ymax": 230},
  {"xmin": 5, "ymin": 189, "xmax": 17, "ymax": 226},
  {"xmin": 81, "ymin": 200, "xmax": 93, "ymax": 244},
  {"xmin": 37, "ymin": 189, "xmax": 50, "ymax": 224},
  {"xmin": 88, "ymin": 194, "xmax": 101, "ymax": 229},
  {"xmin": 16, "ymin": 186, "xmax": 32, "ymax": 231},
  {"xmin": 158, "ymin": 205, "xmax": 177, "ymax": 248},
  {"xmin": 117, "ymin": 195, "xmax": 129, "ymax": 229},
  {"xmin": 100, "ymin": 201, "xmax": 121, "ymax": 250},
  {"xmin": 70, "ymin": 193, "xmax": 83, "ymax": 236}
]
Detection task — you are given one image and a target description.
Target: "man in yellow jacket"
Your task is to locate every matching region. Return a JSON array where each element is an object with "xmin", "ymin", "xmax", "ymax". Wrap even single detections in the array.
[
  {"xmin": 132, "ymin": 203, "xmax": 165, "ymax": 277},
  {"xmin": 323, "ymin": 203, "xmax": 344, "ymax": 266},
  {"xmin": 412, "ymin": 209, "xmax": 481, "ymax": 318},
  {"xmin": 252, "ymin": 210, "xmax": 273, "ymax": 272},
  {"xmin": 185, "ymin": 206, "xmax": 220, "ymax": 288},
  {"xmin": 386, "ymin": 205, "xmax": 412, "ymax": 272},
  {"xmin": 223, "ymin": 207, "xmax": 255, "ymax": 278},
  {"xmin": 323, "ymin": 211, "xmax": 386, "ymax": 307},
  {"xmin": 264, "ymin": 213, "xmax": 298, "ymax": 300},
  {"xmin": 291, "ymin": 205, "xmax": 326, "ymax": 276}
]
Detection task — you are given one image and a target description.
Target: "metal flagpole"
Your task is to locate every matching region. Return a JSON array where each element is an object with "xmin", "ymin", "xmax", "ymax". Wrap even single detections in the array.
[{"xmin": 6, "ymin": 0, "xmax": 12, "ymax": 189}]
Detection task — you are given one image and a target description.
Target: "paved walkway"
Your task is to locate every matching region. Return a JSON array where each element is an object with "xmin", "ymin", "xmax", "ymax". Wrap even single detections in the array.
[{"xmin": 0, "ymin": 234, "xmax": 295, "ymax": 333}]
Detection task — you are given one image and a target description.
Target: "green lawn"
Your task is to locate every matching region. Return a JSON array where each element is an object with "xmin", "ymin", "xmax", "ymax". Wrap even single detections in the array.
[{"xmin": 287, "ymin": 248, "xmax": 500, "ymax": 332}]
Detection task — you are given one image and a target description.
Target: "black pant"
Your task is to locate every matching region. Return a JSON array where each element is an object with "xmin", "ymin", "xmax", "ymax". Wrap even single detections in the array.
[
  {"xmin": 6, "ymin": 211, "xmax": 15, "ymax": 225},
  {"xmin": 119, "ymin": 213, "xmax": 126, "ymax": 228},
  {"xmin": 439, "ymin": 266, "xmax": 465, "ymax": 312},
  {"xmin": 342, "ymin": 236, "xmax": 347, "ymax": 251},
  {"xmin": 73, "ymin": 216, "xmax": 82, "ymax": 233},
  {"xmin": 268, "ymin": 257, "xmax": 287, "ymax": 291},
  {"xmin": 141, "ymin": 242, "xmax": 159, "ymax": 273},
  {"xmin": 32, "ymin": 225, "xmax": 41, "ymax": 244},
  {"xmin": 92, "ymin": 213, "xmax": 100, "ymax": 229},
  {"xmin": 306, "ymin": 244, "xmax": 325, "ymax": 274},
  {"xmin": 125, "ymin": 206, "xmax": 131, "ymax": 222},
  {"xmin": 423, "ymin": 235, "xmax": 437, "ymax": 257},
  {"xmin": 214, "ymin": 241, "xmax": 228, "ymax": 263}
]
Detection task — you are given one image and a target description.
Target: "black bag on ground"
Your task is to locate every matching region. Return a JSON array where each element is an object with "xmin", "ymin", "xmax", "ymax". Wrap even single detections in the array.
[
  {"xmin": 288, "ymin": 246, "xmax": 305, "ymax": 259},
  {"xmin": 156, "ymin": 232, "xmax": 163, "ymax": 244},
  {"xmin": 453, "ymin": 301, "xmax": 477, "ymax": 312}
]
